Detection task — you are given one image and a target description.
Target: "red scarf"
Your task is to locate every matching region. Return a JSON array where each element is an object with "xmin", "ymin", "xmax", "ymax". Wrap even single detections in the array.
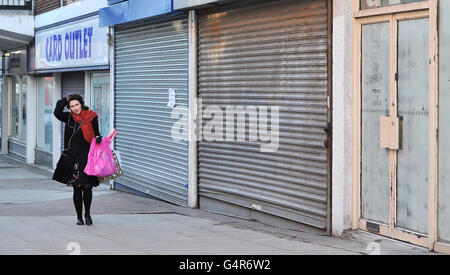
[{"xmin": 71, "ymin": 109, "xmax": 98, "ymax": 144}]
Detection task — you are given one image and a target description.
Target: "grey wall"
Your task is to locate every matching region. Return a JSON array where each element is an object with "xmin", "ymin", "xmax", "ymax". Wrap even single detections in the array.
[{"xmin": 332, "ymin": 0, "xmax": 353, "ymax": 236}]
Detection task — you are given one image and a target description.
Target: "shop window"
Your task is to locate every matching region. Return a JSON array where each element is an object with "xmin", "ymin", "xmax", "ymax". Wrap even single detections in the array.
[
  {"xmin": 360, "ymin": 0, "xmax": 426, "ymax": 10},
  {"xmin": 11, "ymin": 76, "xmax": 27, "ymax": 141},
  {"xmin": 37, "ymin": 77, "xmax": 54, "ymax": 153},
  {"xmin": 22, "ymin": 76, "xmax": 27, "ymax": 141},
  {"xmin": 0, "ymin": 78, "xmax": 2, "ymax": 139},
  {"xmin": 90, "ymin": 73, "xmax": 110, "ymax": 137},
  {"xmin": 11, "ymin": 77, "xmax": 18, "ymax": 138}
]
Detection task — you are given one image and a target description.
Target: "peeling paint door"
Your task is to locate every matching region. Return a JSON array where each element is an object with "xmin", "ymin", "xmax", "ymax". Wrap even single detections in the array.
[
  {"xmin": 396, "ymin": 17, "xmax": 429, "ymax": 235},
  {"xmin": 361, "ymin": 22, "xmax": 391, "ymax": 225},
  {"xmin": 359, "ymin": 12, "xmax": 430, "ymax": 245}
]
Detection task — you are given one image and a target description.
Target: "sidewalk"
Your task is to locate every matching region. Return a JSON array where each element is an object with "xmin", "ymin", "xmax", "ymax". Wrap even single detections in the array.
[{"xmin": 0, "ymin": 154, "xmax": 438, "ymax": 255}]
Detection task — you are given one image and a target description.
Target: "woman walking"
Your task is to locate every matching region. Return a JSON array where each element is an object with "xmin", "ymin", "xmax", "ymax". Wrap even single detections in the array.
[{"xmin": 53, "ymin": 94, "xmax": 102, "ymax": 226}]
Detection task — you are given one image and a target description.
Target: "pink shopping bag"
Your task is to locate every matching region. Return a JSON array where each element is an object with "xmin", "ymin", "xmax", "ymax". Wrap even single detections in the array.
[{"xmin": 84, "ymin": 137, "xmax": 117, "ymax": 177}]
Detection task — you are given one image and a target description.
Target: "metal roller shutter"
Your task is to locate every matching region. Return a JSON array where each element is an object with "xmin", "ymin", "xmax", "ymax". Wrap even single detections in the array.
[
  {"xmin": 114, "ymin": 16, "xmax": 189, "ymax": 207},
  {"xmin": 198, "ymin": 0, "xmax": 330, "ymax": 229}
]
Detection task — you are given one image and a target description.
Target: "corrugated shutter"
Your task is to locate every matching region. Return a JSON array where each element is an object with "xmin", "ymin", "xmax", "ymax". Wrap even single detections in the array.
[
  {"xmin": 34, "ymin": 0, "xmax": 60, "ymax": 15},
  {"xmin": 198, "ymin": 0, "xmax": 330, "ymax": 229},
  {"xmin": 114, "ymin": 16, "xmax": 189, "ymax": 207}
]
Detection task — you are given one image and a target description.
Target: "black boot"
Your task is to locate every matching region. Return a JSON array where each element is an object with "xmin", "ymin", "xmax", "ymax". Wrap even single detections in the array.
[
  {"xmin": 84, "ymin": 214, "xmax": 92, "ymax": 226},
  {"xmin": 77, "ymin": 216, "xmax": 84, "ymax": 225}
]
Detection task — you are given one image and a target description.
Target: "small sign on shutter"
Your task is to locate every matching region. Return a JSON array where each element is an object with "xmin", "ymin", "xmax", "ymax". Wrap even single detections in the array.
[
  {"xmin": 251, "ymin": 203, "xmax": 262, "ymax": 211},
  {"xmin": 167, "ymin": 88, "xmax": 176, "ymax": 108}
]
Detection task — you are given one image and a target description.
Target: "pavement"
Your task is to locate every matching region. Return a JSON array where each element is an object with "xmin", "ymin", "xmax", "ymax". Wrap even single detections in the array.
[{"xmin": 0, "ymin": 153, "xmax": 439, "ymax": 255}]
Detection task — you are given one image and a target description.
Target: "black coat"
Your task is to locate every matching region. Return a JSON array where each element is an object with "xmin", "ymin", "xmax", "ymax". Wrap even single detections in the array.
[{"xmin": 52, "ymin": 98, "xmax": 100, "ymax": 187}]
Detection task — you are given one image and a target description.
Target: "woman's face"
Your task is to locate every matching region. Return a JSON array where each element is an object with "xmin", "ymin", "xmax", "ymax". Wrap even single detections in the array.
[{"xmin": 69, "ymin": 100, "xmax": 82, "ymax": 115}]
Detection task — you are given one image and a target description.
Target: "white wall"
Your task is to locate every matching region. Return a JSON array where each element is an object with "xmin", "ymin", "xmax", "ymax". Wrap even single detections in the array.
[
  {"xmin": 52, "ymin": 73, "xmax": 62, "ymax": 169},
  {"xmin": 0, "ymin": 11, "xmax": 34, "ymax": 36},
  {"xmin": 26, "ymin": 76, "xmax": 36, "ymax": 164},
  {"xmin": 332, "ymin": 0, "xmax": 353, "ymax": 236}
]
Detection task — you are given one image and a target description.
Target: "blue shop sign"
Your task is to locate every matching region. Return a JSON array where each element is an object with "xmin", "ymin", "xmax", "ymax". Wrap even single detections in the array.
[{"xmin": 99, "ymin": 0, "xmax": 174, "ymax": 27}]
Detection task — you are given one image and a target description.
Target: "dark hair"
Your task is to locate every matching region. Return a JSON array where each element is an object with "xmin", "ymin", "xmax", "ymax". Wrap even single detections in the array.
[{"xmin": 67, "ymin": 94, "xmax": 89, "ymax": 110}]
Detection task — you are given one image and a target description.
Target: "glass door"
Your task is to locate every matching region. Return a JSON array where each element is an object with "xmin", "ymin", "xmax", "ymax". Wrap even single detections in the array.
[{"xmin": 90, "ymin": 72, "xmax": 110, "ymax": 137}]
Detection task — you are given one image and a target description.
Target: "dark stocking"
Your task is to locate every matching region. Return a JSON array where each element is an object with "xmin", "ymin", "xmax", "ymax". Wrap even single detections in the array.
[
  {"xmin": 82, "ymin": 184, "xmax": 93, "ymax": 216},
  {"xmin": 73, "ymin": 185, "xmax": 83, "ymax": 218}
]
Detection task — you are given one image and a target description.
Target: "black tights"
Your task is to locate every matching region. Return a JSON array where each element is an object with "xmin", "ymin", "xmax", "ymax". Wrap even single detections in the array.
[{"xmin": 73, "ymin": 184, "xmax": 93, "ymax": 218}]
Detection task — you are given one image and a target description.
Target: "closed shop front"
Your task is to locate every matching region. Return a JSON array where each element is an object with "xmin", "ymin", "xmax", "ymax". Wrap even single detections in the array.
[
  {"xmin": 353, "ymin": 0, "xmax": 450, "ymax": 254},
  {"xmin": 35, "ymin": 12, "xmax": 110, "ymax": 168},
  {"xmin": 114, "ymin": 15, "xmax": 190, "ymax": 206},
  {"xmin": 197, "ymin": 0, "xmax": 331, "ymax": 230}
]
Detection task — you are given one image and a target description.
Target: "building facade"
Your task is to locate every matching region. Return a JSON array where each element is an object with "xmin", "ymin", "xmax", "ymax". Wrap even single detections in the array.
[
  {"xmin": 3, "ymin": 0, "xmax": 450, "ymax": 254},
  {"xmin": 101, "ymin": 0, "xmax": 341, "ymax": 234}
]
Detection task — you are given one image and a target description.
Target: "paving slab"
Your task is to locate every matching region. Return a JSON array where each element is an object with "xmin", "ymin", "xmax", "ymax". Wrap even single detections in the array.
[
  {"xmin": 0, "ymin": 167, "xmax": 49, "ymax": 180},
  {"xmin": 0, "ymin": 153, "xmax": 439, "ymax": 255},
  {"xmin": 0, "ymin": 189, "xmax": 112, "ymax": 204},
  {"xmin": 0, "ymin": 214, "xmax": 359, "ymax": 255}
]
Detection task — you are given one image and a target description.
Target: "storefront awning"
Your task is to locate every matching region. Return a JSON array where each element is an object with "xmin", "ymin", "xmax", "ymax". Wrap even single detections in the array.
[
  {"xmin": 99, "ymin": 0, "xmax": 174, "ymax": 27},
  {"xmin": 0, "ymin": 29, "xmax": 33, "ymax": 52}
]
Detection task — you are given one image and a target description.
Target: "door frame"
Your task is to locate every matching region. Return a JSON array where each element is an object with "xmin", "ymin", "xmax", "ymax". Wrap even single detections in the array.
[{"xmin": 352, "ymin": 0, "xmax": 441, "ymax": 251}]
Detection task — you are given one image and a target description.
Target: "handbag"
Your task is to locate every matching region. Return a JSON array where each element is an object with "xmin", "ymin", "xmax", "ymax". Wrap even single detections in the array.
[
  {"xmin": 98, "ymin": 129, "xmax": 123, "ymax": 183},
  {"xmin": 99, "ymin": 150, "xmax": 124, "ymax": 183}
]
